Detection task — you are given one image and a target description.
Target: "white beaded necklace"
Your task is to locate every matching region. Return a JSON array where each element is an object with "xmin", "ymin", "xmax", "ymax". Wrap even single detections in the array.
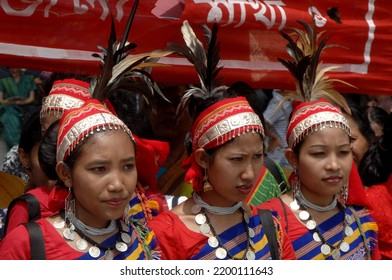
[
  {"xmin": 192, "ymin": 192, "xmax": 243, "ymax": 215},
  {"xmin": 296, "ymin": 189, "xmax": 337, "ymax": 212}
]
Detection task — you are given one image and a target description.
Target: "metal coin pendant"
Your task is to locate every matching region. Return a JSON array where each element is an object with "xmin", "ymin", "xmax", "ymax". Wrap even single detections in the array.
[
  {"xmin": 115, "ymin": 241, "xmax": 128, "ymax": 252},
  {"xmin": 121, "ymin": 232, "xmax": 132, "ymax": 244},
  {"xmin": 63, "ymin": 228, "xmax": 74, "ymax": 241},
  {"xmin": 331, "ymin": 249, "xmax": 341, "ymax": 260},
  {"xmin": 320, "ymin": 244, "xmax": 331, "ymax": 255},
  {"xmin": 345, "ymin": 226, "xmax": 354, "ymax": 237},
  {"xmin": 208, "ymin": 236, "xmax": 219, "ymax": 248},
  {"xmin": 306, "ymin": 220, "xmax": 317, "ymax": 230},
  {"xmin": 195, "ymin": 213, "xmax": 206, "ymax": 225},
  {"xmin": 76, "ymin": 239, "xmax": 88, "ymax": 251},
  {"xmin": 122, "ymin": 223, "xmax": 130, "ymax": 232},
  {"xmin": 191, "ymin": 204, "xmax": 201, "ymax": 214},
  {"xmin": 104, "ymin": 249, "xmax": 114, "ymax": 260},
  {"xmin": 53, "ymin": 220, "xmax": 65, "ymax": 229},
  {"xmin": 340, "ymin": 241, "xmax": 350, "ymax": 253},
  {"xmin": 89, "ymin": 246, "xmax": 101, "ymax": 258},
  {"xmin": 199, "ymin": 223, "xmax": 211, "ymax": 234},
  {"xmin": 345, "ymin": 214, "xmax": 353, "ymax": 224},
  {"xmin": 248, "ymin": 228, "xmax": 255, "ymax": 238},
  {"xmin": 299, "ymin": 210, "xmax": 310, "ymax": 221},
  {"xmin": 246, "ymin": 250, "xmax": 256, "ymax": 260},
  {"xmin": 244, "ymin": 213, "xmax": 250, "ymax": 224},
  {"xmin": 215, "ymin": 247, "xmax": 227, "ymax": 259},
  {"xmin": 290, "ymin": 200, "xmax": 300, "ymax": 211},
  {"xmin": 313, "ymin": 232, "xmax": 321, "ymax": 242}
]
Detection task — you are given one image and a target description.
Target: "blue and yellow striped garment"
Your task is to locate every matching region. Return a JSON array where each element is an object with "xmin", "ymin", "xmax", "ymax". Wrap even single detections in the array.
[{"xmin": 292, "ymin": 206, "xmax": 378, "ymax": 260}]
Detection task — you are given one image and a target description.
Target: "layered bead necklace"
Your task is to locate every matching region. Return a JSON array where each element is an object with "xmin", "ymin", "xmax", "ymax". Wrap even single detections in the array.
[
  {"xmin": 290, "ymin": 190, "xmax": 354, "ymax": 259},
  {"xmin": 53, "ymin": 210, "xmax": 132, "ymax": 259},
  {"xmin": 192, "ymin": 192, "xmax": 256, "ymax": 260}
]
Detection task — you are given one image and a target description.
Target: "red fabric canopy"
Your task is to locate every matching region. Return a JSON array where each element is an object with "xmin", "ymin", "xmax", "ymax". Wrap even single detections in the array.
[{"xmin": 0, "ymin": 0, "xmax": 391, "ymax": 95}]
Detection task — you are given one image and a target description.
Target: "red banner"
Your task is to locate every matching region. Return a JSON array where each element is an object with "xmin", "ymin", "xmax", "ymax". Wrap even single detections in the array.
[{"xmin": 0, "ymin": 0, "xmax": 391, "ymax": 95}]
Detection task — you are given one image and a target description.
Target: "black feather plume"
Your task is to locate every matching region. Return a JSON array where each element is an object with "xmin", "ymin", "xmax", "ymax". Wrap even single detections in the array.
[
  {"xmin": 90, "ymin": 14, "xmax": 173, "ymax": 111},
  {"xmin": 277, "ymin": 20, "xmax": 354, "ymax": 114},
  {"xmin": 167, "ymin": 20, "xmax": 227, "ymax": 117}
]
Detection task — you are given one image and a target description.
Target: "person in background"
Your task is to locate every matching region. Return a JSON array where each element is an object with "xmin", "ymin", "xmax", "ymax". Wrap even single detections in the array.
[
  {"xmin": 0, "ymin": 100, "xmax": 159, "ymax": 259},
  {"xmin": 263, "ymin": 89, "xmax": 293, "ymax": 174},
  {"xmin": 2, "ymin": 74, "xmax": 91, "ymax": 183},
  {"xmin": 0, "ymin": 67, "xmax": 37, "ymax": 150},
  {"xmin": 3, "ymin": 78, "xmax": 91, "ymax": 236},
  {"xmin": 144, "ymin": 84, "xmax": 193, "ymax": 198},
  {"xmin": 344, "ymin": 101, "xmax": 392, "ymax": 259},
  {"xmin": 18, "ymin": 107, "xmax": 54, "ymax": 192}
]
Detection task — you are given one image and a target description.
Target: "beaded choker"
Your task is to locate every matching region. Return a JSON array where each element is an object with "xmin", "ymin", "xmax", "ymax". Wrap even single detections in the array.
[
  {"xmin": 192, "ymin": 192, "xmax": 243, "ymax": 215},
  {"xmin": 191, "ymin": 195, "xmax": 256, "ymax": 259},
  {"xmin": 289, "ymin": 199, "xmax": 354, "ymax": 259},
  {"xmin": 54, "ymin": 210, "xmax": 132, "ymax": 259},
  {"xmin": 296, "ymin": 190, "xmax": 337, "ymax": 212}
]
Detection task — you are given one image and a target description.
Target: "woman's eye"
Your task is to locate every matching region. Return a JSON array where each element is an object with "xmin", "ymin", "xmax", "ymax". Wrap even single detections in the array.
[
  {"xmin": 124, "ymin": 163, "xmax": 135, "ymax": 171},
  {"xmin": 231, "ymin": 157, "xmax": 243, "ymax": 161},
  {"xmin": 91, "ymin": 166, "xmax": 105, "ymax": 173},
  {"xmin": 339, "ymin": 150, "xmax": 351, "ymax": 156},
  {"xmin": 311, "ymin": 152, "xmax": 325, "ymax": 157},
  {"xmin": 254, "ymin": 153, "xmax": 263, "ymax": 159}
]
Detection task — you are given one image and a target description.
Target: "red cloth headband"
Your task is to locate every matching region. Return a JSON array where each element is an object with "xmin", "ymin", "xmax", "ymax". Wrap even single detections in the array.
[
  {"xmin": 40, "ymin": 79, "xmax": 91, "ymax": 120},
  {"xmin": 56, "ymin": 99, "xmax": 133, "ymax": 162},
  {"xmin": 286, "ymin": 99, "xmax": 350, "ymax": 149}
]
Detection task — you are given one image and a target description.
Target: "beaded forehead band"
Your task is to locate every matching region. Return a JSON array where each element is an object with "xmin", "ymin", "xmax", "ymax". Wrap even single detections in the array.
[
  {"xmin": 191, "ymin": 97, "xmax": 264, "ymax": 150},
  {"xmin": 287, "ymin": 99, "xmax": 351, "ymax": 149},
  {"xmin": 56, "ymin": 99, "xmax": 134, "ymax": 162},
  {"xmin": 40, "ymin": 79, "xmax": 91, "ymax": 121}
]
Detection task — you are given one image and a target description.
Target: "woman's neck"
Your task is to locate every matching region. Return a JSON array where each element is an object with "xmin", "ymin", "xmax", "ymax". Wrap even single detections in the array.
[{"xmin": 298, "ymin": 189, "xmax": 336, "ymax": 208}]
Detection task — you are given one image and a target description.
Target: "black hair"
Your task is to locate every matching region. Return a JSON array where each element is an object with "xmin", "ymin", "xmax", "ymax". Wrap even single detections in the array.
[
  {"xmin": 366, "ymin": 106, "xmax": 391, "ymax": 135},
  {"xmin": 38, "ymin": 120, "xmax": 60, "ymax": 181},
  {"xmin": 19, "ymin": 106, "xmax": 42, "ymax": 153},
  {"xmin": 107, "ymin": 90, "xmax": 153, "ymax": 138},
  {"xmin": 349, "ymin": 104, "xmax": 376, "ymax": 146},
  {"xmin": 358, "ymin": 106, "xmax": 392, "ymax": 186}
]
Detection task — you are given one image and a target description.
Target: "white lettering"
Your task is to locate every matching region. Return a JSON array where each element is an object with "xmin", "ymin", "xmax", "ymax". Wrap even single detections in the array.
[
  {"xmin": 1, "ymin": 0, "xmax": 43, "ymax": 17},
  {"xmin": 194, "ymin": 0, "xmax": 287, "ymax": 29},
  {"xmin": 0, "ymin": 0, "xmax": 127, "ymax": 20},
  {"xmin": 73, "ymin": 0, "xmax": 109, "ymax": 20}
]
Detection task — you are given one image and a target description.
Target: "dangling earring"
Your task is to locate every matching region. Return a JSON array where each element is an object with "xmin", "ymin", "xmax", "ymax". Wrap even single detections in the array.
[
  {"xmin": 339, "ymin": 182, "xmax": 349, "ymax": 205},
  {"xmin": 291, "ymin": 169, "xmax": 301, "ymax": 199},
  {"xmin": 203, "ymin": 169, "xmax": 213, "ymax": 192},
  {"xmin": 64, "ymin": 184, "xmax": 75, "ymax": 225}
]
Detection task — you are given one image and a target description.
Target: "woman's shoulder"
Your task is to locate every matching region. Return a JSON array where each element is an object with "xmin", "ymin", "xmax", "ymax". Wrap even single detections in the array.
[{"xmin": 0, "ymin": 221, "xmax": 32, "ymax": 259}]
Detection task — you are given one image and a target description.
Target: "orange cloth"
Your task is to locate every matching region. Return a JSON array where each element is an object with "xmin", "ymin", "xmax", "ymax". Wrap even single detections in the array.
[{"xmin": 0, "ymin": 171, "xmax": 25, "ymax": 209}]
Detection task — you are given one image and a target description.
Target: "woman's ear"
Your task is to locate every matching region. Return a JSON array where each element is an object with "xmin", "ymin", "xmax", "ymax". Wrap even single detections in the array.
[
  {"xmin": 194, "ymin": 148, "xmax": 209, "ymax": 169},
  {"xmin": 56, "ymin": 161, "xmax": 72, "ymax": 187},
  {"xmin": 285, "ymin": 148, "xmax": 298, "ymax": 170}
]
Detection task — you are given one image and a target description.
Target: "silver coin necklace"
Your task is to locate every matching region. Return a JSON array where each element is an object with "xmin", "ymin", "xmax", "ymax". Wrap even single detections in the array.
[
  {"xmin": 192, "ymin": 204, "xmax": 256, "ymax": 260},
  {"xmin": 290, "ymin": 198, "xmax": 353, "ymax": 259},
  {"xmin": 55, "ymin": 210, "xmax": 131, "ymax": 259}
]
